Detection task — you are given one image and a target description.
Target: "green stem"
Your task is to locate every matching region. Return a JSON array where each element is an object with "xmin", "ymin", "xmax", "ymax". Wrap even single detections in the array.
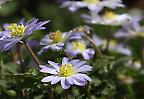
[
  {"xmin": 50, "ymin": 86, "xmax": 55, "ymax": 99},
  {"xmin": 140, "ymin": 48, "xmax": 144, "ymax": 67},
  {"xmin": 65, "ymin": 90, "xmax": 69, "ymax": 99},
  {"xmin": 23, "ymin": 41, "xmax": 40, "ymax": 68},
  {"xmin": 16, "ymin": 44, "xmax": 24, "ymax": 72},
  {"xmin": 126, "ymin": 84, "xmax": 135, "ymax": 99},
  {"xmin": 85, "ymin": 82, "xmax": 90, "ymax": 98},
  {"xmin": 84, "ymin": 35, "xmax": 103, "ymax": 61}
]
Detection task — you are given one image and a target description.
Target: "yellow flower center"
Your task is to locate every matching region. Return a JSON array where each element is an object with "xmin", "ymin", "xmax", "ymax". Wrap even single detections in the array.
[
  {"xmin": 72, "ymin": 41, "xmax": 86, "ymax": 51},
  {"xmin": 7, "ymin": 23, "xmax": 26, "ymax": 37},
  {"xmin": 83, "ymin": 0, "xmax": 99, "ymax": 4},
  {"xmin": 59, "ymin": 64, "xmax": 75, "ymax": 77},
  {"xmin": 103, "ymin": 11, "xmax": 117, "ymax": 20},
  {"xmin": 110, "ymin": 40, "xmax": 116, "ymax": 46},
  {"xmin": 49, "ymin": 31, "xmax": 63, "ymax": 43},
  {"xmin": 135, "ymin": 32, "xmax": 144, "ymax": 37}
]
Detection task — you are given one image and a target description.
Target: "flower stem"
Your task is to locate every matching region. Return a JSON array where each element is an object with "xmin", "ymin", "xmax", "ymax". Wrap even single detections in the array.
[
  {"xmin": 126, "ymin": 84, "xmax": 135, "ymax": 99},
  {"xmin": 140, "ymin": 47, "xmax": 144, "ymax": 67},
  {"xmin": 16, "ymin": 44, "xmax": 24, "ymax": 72},
  {"xmin": 65, "ymin": 90, "xmax": 69, "ymax": 99},
  {"xmin": 23, "ymin": 41, "xmax": 40, "ymax": 68},
  {"xmin": 84, "ymin": 35, "xmax": 103, "ymax": 61},
  {"xmin": 49, "ymin": 86, "xmax": 55, "ymax": 99},
  {"xmin": 84, "ymin": 82, "xmax": 90, "ymax": 98}
]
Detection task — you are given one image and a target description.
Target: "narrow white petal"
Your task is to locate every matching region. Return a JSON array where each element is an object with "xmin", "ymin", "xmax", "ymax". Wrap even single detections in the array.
[
  {"xmin": 62, "ymin": 57, "xmax": 69, "ymax": 65},
  {"xmin": 41, "ymin": 76, "xmax": 55, "ymax": 82},
  {"xmin": 51, "ymin": 76, "xmax": 61, "ymax": 84},
  {"xmin": 48, "ymin": 61, "xmax": 59, "ymax": 69}
]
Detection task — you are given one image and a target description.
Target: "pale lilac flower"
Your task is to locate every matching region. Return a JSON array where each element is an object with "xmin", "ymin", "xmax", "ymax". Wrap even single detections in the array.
[
  {"xmin": 65, "ymin": 40, "xmax": 95, "ymax": 60},
  {"xmin": 39, "ymin": 31, "xmax": 66, "ymax": 53},
  {"xmin": 40, "ymin": 57, "xmax": 92, "ymax": 89},
  {"xmin": 114, "ymin": 16, "xmax": 144, "ymax": 38},
  {"xmin": 61, "ymin": 0, "xmax": 124, "ymax": 13},
  {"xmin": 108, "ymin": 42, "xmax": 131, "ymax": 56},
  {"xmin": 92, "ymin": 35, "xmax": 131, "ymax": 56},
  {"xmin": 82, "ymin": 11, "xmax": 131, "ymax": 26},
  {"xmin": 39, "ymin": 30, "xmax": 83, "ymax": 54},
  {"xmin": 0, "ymin": 18, "xmax": 49, "ymax": 51}
]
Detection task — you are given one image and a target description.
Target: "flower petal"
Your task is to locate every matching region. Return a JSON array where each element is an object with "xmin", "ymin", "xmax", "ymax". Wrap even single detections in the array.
[
  {"xmin": 61, "ymin": 78, "xmax": 71, "ymax": 89},
  {"xmin": 82, "ymin": 51, "xmax": 90, "ymax": 60},
  {"xmin": 66, "ymin": 76, "xmax": 74, "ymax": 85},
  {"xmin": 73, "ymin": 74, "xmax": 86, "ymax": 81},
  {"xmin": 39, "ymin": 65, "xmax": 58, "ymax": 74},
  {"xmin": 51, "ymin": 76, "xmax": 61, "ymax": 84},
  {"xmin": 73, "ymin": 79, "xmax": 86, "ymax": 86},
  {"xmin": 62, "ymin": 57, "xmax": 69, "ymax": 65},
  {"xmin": 41, "ymin": 76, "xmax": 55, "ymax": 82},
  {"xmin": 76, "ymin": 65, "xmax": 92, "ymax": 73},
  {"xmin": 74, "ymin": 61, "xmax": 86, "ymax": 69},
  {"xmin": 77, "ymin": 74, "xmax": 91, "ymax": 81},
  {"xmin": 48, "ymin": 61, "xmax": 59, "ymax": 69}
]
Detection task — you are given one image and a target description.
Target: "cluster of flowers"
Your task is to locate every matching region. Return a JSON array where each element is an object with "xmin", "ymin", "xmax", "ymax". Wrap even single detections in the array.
[
  {"xmin": 62, "ymin": 0, "xmax": 144, "ymax": 68},
  {"xmin": 0, "ymin": 18, "xmax": 93, "ymax": 89},
  {"xmin": 0, "ymin": 0, "xmax": 143, "ymax": 90}
]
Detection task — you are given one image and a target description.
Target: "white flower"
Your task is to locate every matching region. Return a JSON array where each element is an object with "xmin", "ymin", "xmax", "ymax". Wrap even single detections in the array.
[
  {"xmin": 82, "ymin": 11, "xmax": 131, "ymax": 26},
  {"xmin": 92, "ymin": 35, "xmax": 131, "ymax": 56},
  {"xmin": 61, "ymin": 0, "xmax": 124, "ymax": 13},
  {"xmin": 39, "ymin": 31, "xmax": 66, "ymax": 54},
  {"xmin": 114, "ymin": 16, "xmax": 144, "ymax": 38},
  {"xmin": 40, "ymin": 57, "xmax": 92, "ymax": 89},
  {"xmin": 65, "ymin": 40, "xmax": 95, "ymax": 60}
]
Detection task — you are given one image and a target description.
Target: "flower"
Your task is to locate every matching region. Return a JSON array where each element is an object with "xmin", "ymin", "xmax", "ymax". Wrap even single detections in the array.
[
  {"xmin": 92, "ymin": 35, "xmax": 131, "ymax": 56},
  {"xmin": 114, "ymin": 16, "xmax": 144, "ymax": 38},
  {"xmin": 0, "ymin": 18, "xmax": 49, "ymax": 51},
  {"xmin": 39, "ymin": 31, "xmax": 65, "ymax": 53},
  {"xmin": 108, "ymin": 41, "xmax": 131, "ymax": 56},
  {"xmin": 39, "ymin": 30, "xmax": 83, "ymax": 54},
  {"xmin": 65, "ymin": 40, "xmax": 95, "ymax": 60},
  {"xmin": 40, "ymin": 57, "xmax": 92, "ymax": 89},
  {"xmin": 61, "ymin": 0, "xmax": 124, "ymax": 12},
  {"xmin": 82, "ymin": 11, "xmax": 131, "ymax": 26}
]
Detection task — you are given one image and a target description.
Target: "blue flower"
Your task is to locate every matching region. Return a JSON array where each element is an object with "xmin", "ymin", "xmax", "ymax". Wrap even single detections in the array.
[
  {"xmin": 65, "ymin": 40, "xmax": 95, "ymax": 60},
  {"xmin": 62, "ymin": 0, "xmax": 124, "ymax": 12},
  {"xmin": 38, "ymin": 30, "xmax": 83, "ymax": 54},
  {"xmin": 92, "ymin": 34, "xmax": 131, "ymax": 56},
  {"xmin": 115, "ymin": 16, "xmax": 144, "ymax": 38},
  {"xmin": 0, "ymin": 18, "xmax": 49, "ymax": 51},
  {"xmin": 82, "ymin": 11, "xmax": 131, "ymax": 26},
  {"xmin": 40, "ymin": 57, "xmax": 92, "ymax": 89}
]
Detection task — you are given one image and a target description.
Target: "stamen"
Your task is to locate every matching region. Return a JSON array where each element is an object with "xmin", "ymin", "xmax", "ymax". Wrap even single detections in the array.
[
  {"xmin": 7, "ymin": 23, "xmax": 26, "ymax": 37},
  {"xmin": 72, "ymin": 41, "xmax": 86, "ymax": 51},
  {"xmin": 59, "ymin": 64, "xmax": 75, "ymax": 77},
  {"xmin": 83, "ymin": 0, "xmax": 99, "ymax": 4},
  {"xmin": 103, "ymin": 11, "xmax": 117, "ymax": 20},
  {"xmin": 49, "ymin": 31, "xmax": 63, "ymax": 43}
]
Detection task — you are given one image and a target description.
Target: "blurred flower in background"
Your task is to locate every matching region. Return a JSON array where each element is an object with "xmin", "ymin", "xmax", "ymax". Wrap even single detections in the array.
[
  {"xmin": 115, "ymin": 16, "xmax": 144, "ymax": 38},
  {"xmin": 82, "ymin": 11, "xmax": 131, "ymax": 26},
  {"xmin": 92, "ymin": 35, "xmax": 131, "ymax": 56},
  {"xmin": 65, "ymin": 40, "xmax": 95, "ymax": 60},
  {"xmin": 61, "ymin": 0, "xmax": 124, "ymax": 12}
]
